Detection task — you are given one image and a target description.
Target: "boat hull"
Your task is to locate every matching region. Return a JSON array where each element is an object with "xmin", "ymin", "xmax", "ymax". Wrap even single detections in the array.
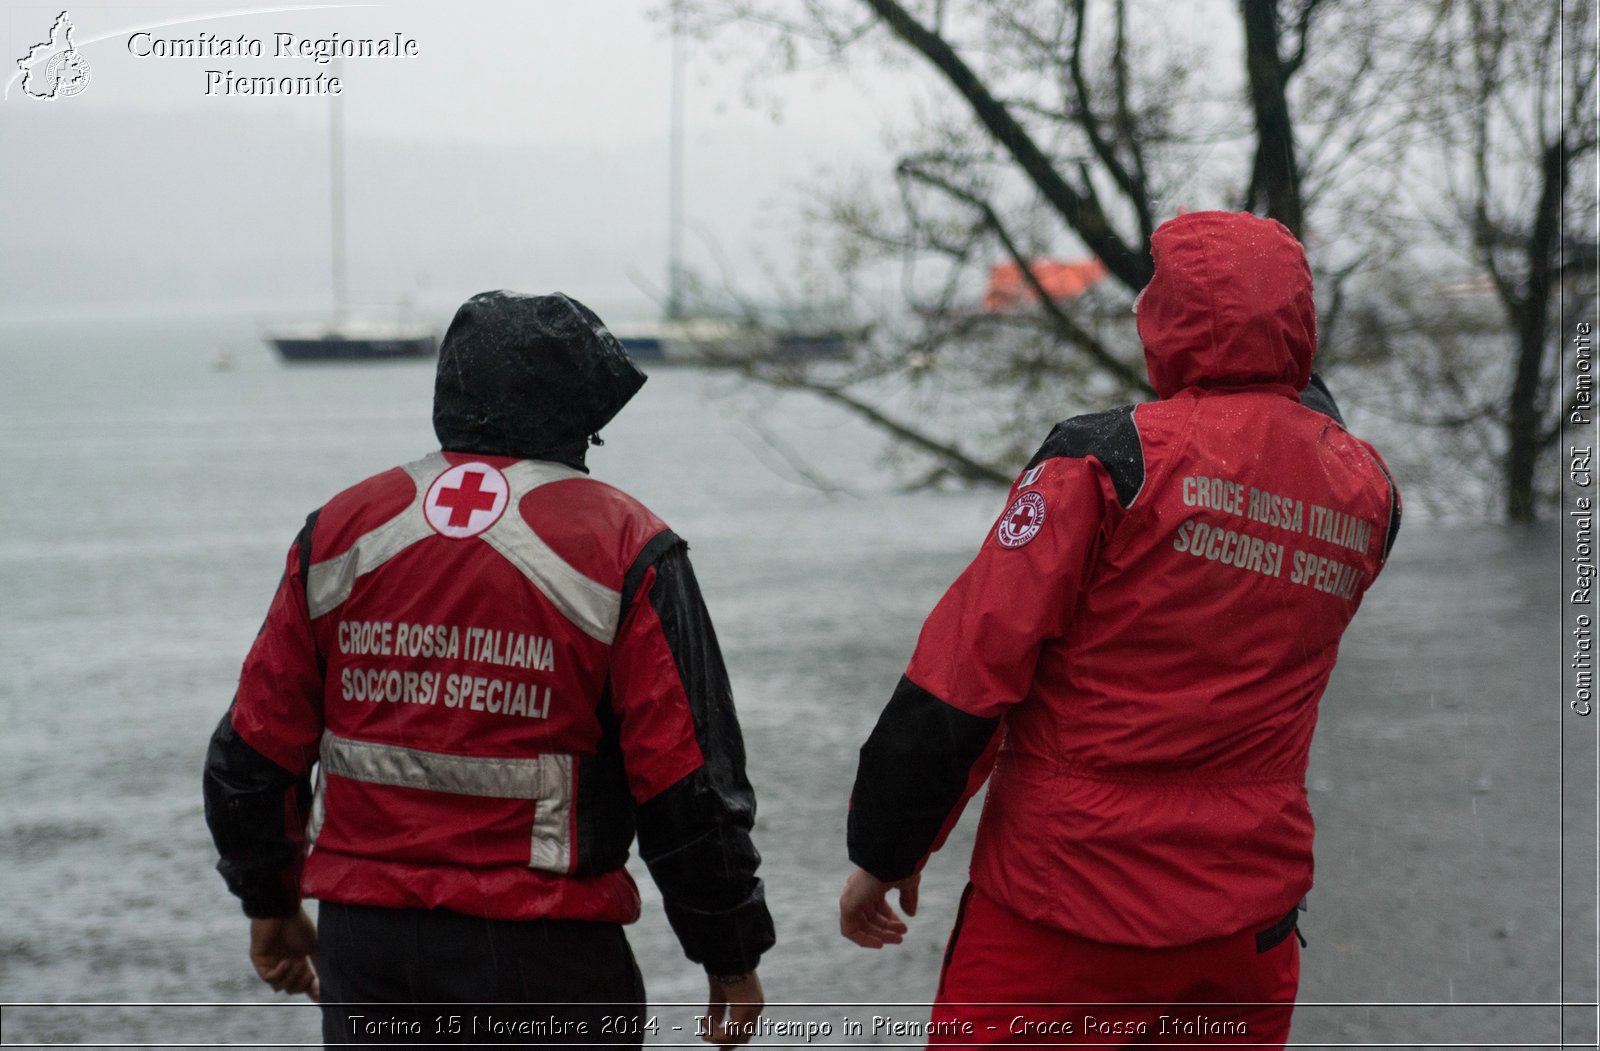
[
  {"xmin": 614, "ymin": 324, "xmax": 850, "ymax": 365},
  {"xmin": 271, "ymin": 333, "xmax": 438, "ymax": 362},
  {"xmin": 615, "ymin": 334, "xmax": 666, "ymax": 360}
]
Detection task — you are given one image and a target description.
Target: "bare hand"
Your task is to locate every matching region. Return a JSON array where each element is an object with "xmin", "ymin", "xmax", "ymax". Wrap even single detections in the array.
[
  {"xmin": 249, "ymin": 908, "xmax": 320, "ymax": 1001},
  {"xmin": 839, "ymin": 867, "xmax": 919, "ymax": 948},
  {"xmin": 702, "ymin": 971, "xmax": 764, "ymax": 1049}
]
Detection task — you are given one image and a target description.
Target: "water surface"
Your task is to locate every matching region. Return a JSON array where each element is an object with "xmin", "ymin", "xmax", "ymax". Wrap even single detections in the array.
[{"xmin": 0, "ymin": 314, "xmax": 1587, "ymax": 1047}]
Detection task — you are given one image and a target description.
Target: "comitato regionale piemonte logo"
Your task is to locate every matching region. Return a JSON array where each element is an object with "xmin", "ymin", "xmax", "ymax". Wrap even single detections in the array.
[{"xmin": 17, "ymin": 11, "xmax": 92, "ymax": 100}]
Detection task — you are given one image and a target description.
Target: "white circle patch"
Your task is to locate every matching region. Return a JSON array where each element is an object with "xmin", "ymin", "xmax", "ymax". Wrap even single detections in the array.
[
  {"xmin": 996, "ymin": 490, "xmax": 1047, "ymax": 548},
  {"xmin": 424, "ymin": 462, "xmax": 510, "ymax": 539}
]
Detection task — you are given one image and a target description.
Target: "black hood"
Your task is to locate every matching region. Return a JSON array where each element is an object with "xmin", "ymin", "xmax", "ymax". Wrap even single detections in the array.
[{"xmin": 433, "ymin": 291, "xmax": 646, "ymax": 471}]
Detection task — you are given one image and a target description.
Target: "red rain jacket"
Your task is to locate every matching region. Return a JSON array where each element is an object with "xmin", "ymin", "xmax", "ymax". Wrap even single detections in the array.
[
  {"xmin": 207, "ymin": 452, "xmax": 772, "ymax": 974},
  {"xmin": 205, "ymin": 292, "xmax": 774, "ymax": 976},
  {"xmin": 850, "ymin": 212, "xmax": 1401, "ymax": 947}
]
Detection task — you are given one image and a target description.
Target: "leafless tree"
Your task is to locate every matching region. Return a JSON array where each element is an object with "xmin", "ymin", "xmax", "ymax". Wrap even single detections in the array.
[
  {"xmin": 1398, "ymin": 0, "xmax": 1597, "ymax": 520},
  {"xmin": 680, "ymin": 0, "xmax": 1593, "ymax": 516}
]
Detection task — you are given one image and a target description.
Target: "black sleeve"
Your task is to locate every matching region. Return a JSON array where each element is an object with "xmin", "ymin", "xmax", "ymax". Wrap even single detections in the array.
[
  {"xmin": 1299, "ymin": 374, "xmax": 1401, "ymax": 557},
  {"xmin": 1026, "ymin": 404, "xmax": 1146, "ymax": 508},
  {"xmin": 1301, "ymin": 371, "xmax": 1345, "ymax": 423},
  {"xmin": 627, "ymin": 536, "xmax": 775, "ymax": 976},
  {"xmin": 848, "ymin": 676, "xmax": 1002, "ymax": 882},
  {"xmin": 203, "ymin": 513, "xmax": 319, "ymax": 919},
  {"xmin": 1372, "ymin": 452, "xmax": 1403, "ymax": 560},
  {"xmin": 202, "ymin": 708, "xmax": 312, "ymax": 918}
]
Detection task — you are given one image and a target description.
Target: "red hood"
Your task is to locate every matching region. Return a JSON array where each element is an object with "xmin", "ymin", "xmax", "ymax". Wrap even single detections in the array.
[{"xmin": 1135, "ymin": 211, "xmax": 1315, "ymax": 399}]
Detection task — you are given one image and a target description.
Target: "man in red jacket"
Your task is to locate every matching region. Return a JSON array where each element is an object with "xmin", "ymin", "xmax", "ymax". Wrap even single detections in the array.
[
  {"xmin": 840, "ymin": 212, "xmax": 1400, "ymax": 1046},
  {"xmin": 205, "ymin": 291, "xmax": 773, "ymax": 1047}
]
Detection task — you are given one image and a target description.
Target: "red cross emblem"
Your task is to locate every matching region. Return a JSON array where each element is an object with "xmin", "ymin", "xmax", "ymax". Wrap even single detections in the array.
[
  {"xmin": 424, "ymin": 462, "xmax": 509, "ymax": 538},
  {"xmin": 996, "ymin": 491, "xmax": 1047, "ymax": 548},
  {"xmin": 436, "ymin": 471, "xmax": 497, "ymax": 527}
]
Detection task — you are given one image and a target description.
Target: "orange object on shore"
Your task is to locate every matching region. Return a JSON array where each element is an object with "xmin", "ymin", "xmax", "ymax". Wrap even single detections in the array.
[{"xmin": 983, "ymin": 258, "xmax": 1108, "ymax": 311}]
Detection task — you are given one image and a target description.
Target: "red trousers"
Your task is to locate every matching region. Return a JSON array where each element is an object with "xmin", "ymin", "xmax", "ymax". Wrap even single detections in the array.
[{"xmin": 928, "ymin": 885, "xmax": 1299, "ymax": 1048}]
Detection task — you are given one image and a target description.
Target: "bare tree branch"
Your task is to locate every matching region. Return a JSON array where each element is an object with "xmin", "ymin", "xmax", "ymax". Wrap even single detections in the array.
[
  {"xmin": 1239, "ymin": 0, "xmax": 1306, "ymax": 236},
  {"xmin": 898, "ymin": 159, "xmax": 1153, "ymax": 394},
  {"xmin": 857, "ymin": 0, "xmax": 1154, "ymax": 289},
  {"xmin": 740, "ymin": 364, "xmax": 1014, "ymax": 486},
  {"xmin": 732, "ymin": 410, "xmax": 861, "ymax": 497},
  {"xmin": 1110, "ymin": 0, "xmax": 1155, "ymax": 246},
  {"xmin": 1066, "ymin": 0, "xmax": 1154, "ymax": 241},
  {"xmin": 1282, "ymin": 0, "xmax": 1327, "ymax": 77}
]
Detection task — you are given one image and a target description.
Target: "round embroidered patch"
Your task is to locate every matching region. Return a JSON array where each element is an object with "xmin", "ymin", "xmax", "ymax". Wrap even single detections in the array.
[
  {"xmin": 996, "ymin": 490, "xmax": 1047, "ymax": 548},
  {"xmin": 424, "ymin": 462, "xmax": 510, "ymax": 539}
]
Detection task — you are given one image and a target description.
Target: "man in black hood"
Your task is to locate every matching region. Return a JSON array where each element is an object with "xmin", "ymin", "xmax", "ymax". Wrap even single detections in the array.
[
  {"xmin": 205, "ymin": 292, "xmax": 773, "ymax": 1047},
  {"xmin": 432, "ymin": 291, "xmax": 646, "ymax": 470}
]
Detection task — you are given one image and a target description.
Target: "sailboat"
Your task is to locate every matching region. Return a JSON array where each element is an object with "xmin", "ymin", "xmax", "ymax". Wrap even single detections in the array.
[
  {"xmin": 612, "ymin": 13, "xmax": 851, "ymax": 366},
  {"xmin": 268, "ymin": 76, "xmax": 436, "ymax": 362}
]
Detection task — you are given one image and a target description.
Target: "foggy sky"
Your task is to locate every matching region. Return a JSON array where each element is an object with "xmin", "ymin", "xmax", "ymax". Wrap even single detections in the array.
[{"xmin": 0, "ymin": 0, "xmax": 923, "ymax": 322}]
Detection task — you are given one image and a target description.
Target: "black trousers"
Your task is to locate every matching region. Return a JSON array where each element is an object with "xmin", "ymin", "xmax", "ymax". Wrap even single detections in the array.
[{"xmin": 317, "ymin": 902, "xmax": 647, "ymax": 1049}]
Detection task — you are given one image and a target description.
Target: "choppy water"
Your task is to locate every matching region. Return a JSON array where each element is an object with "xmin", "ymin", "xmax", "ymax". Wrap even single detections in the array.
[{"xmin": 0, "ymin": 313, "xmax": 1590, "ymax": 1048}]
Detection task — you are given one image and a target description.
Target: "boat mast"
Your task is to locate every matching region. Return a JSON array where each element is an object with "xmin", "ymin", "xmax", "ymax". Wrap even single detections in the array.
[
  {"xmin": 666, "ymin": 3, "xmax": 685, "ymax": 322},
  {"xmin": 329, "ymin": 61, "xmax": 348, "ymax": 327}
]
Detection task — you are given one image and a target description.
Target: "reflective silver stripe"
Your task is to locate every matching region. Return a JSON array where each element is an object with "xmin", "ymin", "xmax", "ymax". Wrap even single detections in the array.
[
  {"xmin": 1124, "ymin": 408, "xmax": 1148, "ymax": 509},
  {"xmin": 480, "ymin": 461, "xmax": 622, "ymax": 644},
  {"xmin": 305, "ymin": 762, "xmax": 326, "ymax": 850},
  {"xmin": 306, "ymin": 455, "xmax": 621, "ymax": 642},
  {"xmin": 502, "ymin": 459, "xmax": 584, "ymax": 491},
  {"xmin": 528, "ymin": 759, "xmax": 574, "ymax": 873},
  {"xmin": 305, "ymin": 453, "xmax": 444, "ymax": 619},
  {"xmin": 320, "ymin": 733, "xmax": 574, "ymax": 874},
  {"xmin": 322, "ymin": 732, "xmax": 562, "ymax": 799}
]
